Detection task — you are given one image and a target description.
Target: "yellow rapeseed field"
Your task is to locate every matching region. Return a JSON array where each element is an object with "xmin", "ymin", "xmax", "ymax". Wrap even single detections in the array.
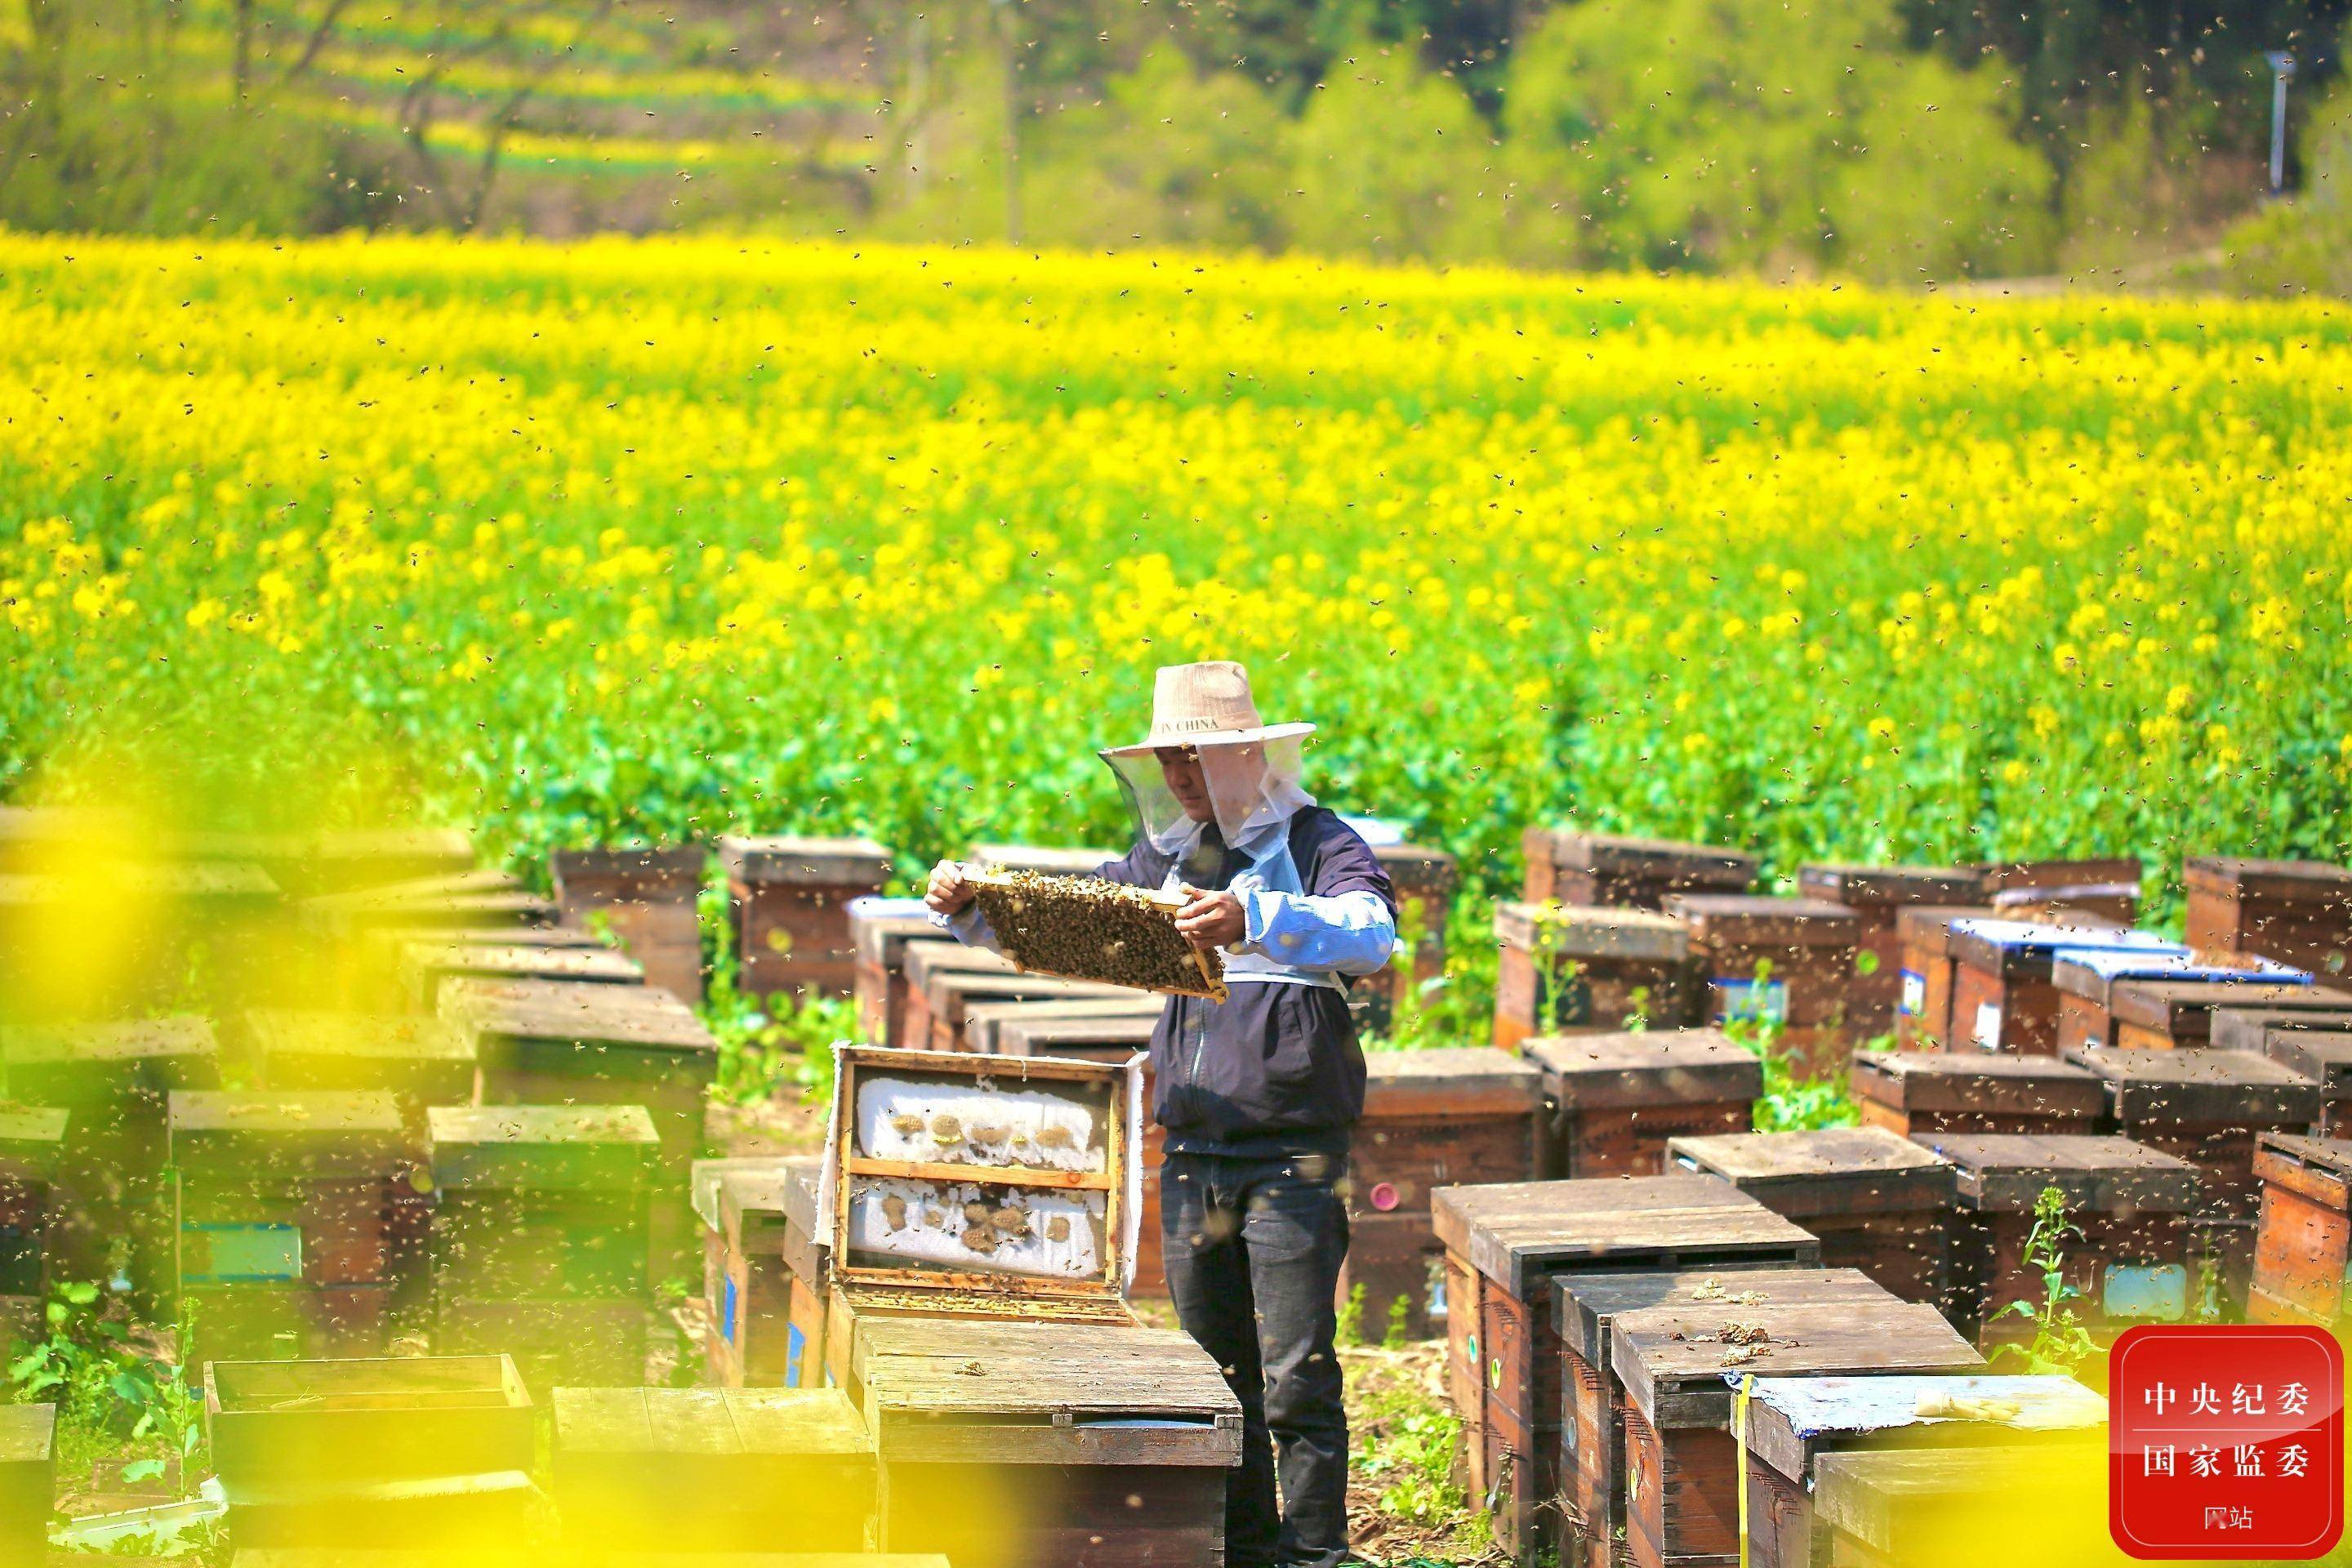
[{"xmin": 1, "ymin": 234, "xmax": 2347, "ymax": 908}]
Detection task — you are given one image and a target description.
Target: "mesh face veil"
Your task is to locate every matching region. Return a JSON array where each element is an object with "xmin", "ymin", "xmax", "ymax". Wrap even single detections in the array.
[{"xmin": 1102, "ymin": 735, "xmax": 1315, "ymax": 872}]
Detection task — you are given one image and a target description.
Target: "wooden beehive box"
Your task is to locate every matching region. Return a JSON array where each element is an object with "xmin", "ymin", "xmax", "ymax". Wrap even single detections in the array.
[
  {"xmin": 398, "ymin": 939, "xmax": 644, "ymax": 1011},
  {"xmin": 1343, "ymin": 1048, "xmax": 1541, "ymax": 1339},
  {"xmin": 1666, "ymin": 894, "xmax": 1860, "ymax": 1076},
  {"xmin": 1974, "ymin": 856, "xmax": 2145, "ymax": 926},
  {"xmin": 2, "ymin": 1014, "xmax": 218, "ymax": 1305},
  {"xmin": 988, "ymin": 1008, "xmax": 1165, "ymax": 1298},
  {"xmin": 2185, "ymin": 855, "xmax": 2352, "ymax": 977},
  {"xmin": 550, "ymin": 844, "xmax": 705, "ymax": 1004},
  {"xmin": 714, "ymin": 1160, "xmax": 827, "ymax": 1388},
  {"xmin": 2247, "ymin": 1133, "xmax": 2352, "ymax": 1327},
  {"xmin": 969, "ymin": 841, "xmax": 1116, "ymax": 878},
  {"xmin": 553, "ymin": 1386, "xmax": 874, "ymax": 1552},
  {"xmin": 206, "ymin": 825, "xmax": 476, "ymax": 898},
  {"xmin": 303, "ymin": 868, "xmax": 557, "ymax": 938},
  {"xmin": 1493, "ymin": 902, "xmax": 1701, "ymax": 1049},
  {"xmin": 0, "ymin": 1104, "xmax": 66, "ymax": 1336},
  {"xmin": 853, "ymin": 1315, "xmax": 1241, "ymax": 1568},
  {"xmin": 1797, "ymin": 866, "xmax": 1984, "ymax": 1038},
  {"xmin": 1667, "ymin": 1128, "xmax": 1954, "ymax": 1304},
  {"xmin": 1942, "ymin": 919, "xmax": 2180, "ymax": 1054},
  {"xmin": 1430, "ymin": 1174, "xmax": 1821, "ymax": 1562},
  {"xmin": 1807, "ymin": 1442, "xmax": 2131, "ymax": 1568},
  {"xmin": 1522, "ymin": 828, "xmax": 1757, "ymax": 910},
  {"xmin": 823, "ymin": 1045, "xmax": 1146, "ymax": 1406},
  {"xmin": 2049, "ymin": 947, "xmax": 2305, "ymax": 1055},
  {"xmin": 427, "ymin": 1103, "xmax": 660, "ymax": 1390},
  {"xmin": 0, "ymin": 1403, "xmax": 52, "ymax": 1564},
  {"xmin": 2104, "ymin": 978, "xmax": 2352, "ymax": 1050},
  {"xmin": 1889, "ymin": 905, "xmax": 2009, "ymax": 1049},
  {"xmin": 719, "ymin": 834, "xmax": 893, "ymax": 1000},
  {"xmin": 1739, "ymin": 1375, "xmax": 2108, "ymax": 1568},
  {"xmin": 1548, "ymin": 1267, "xmax": 1882, "ymax": 1568},
  {"xmin": 1371, "ymin": 836, "xmax": 1459, "ymax": 982},
  {"xmin": 245, "ymin": 1009, "xmax": 476, "ymax": 1108},
  {"xmin": 1525, "ymin": 1028, "xmax": 1762, "ymax": 1179},
  {"xmin": 961, "ymin": 993, "xmax": 1162, "ymax": 1056},
  {"xmin": 2227, "ymin": 1017, "xmax": 2352, "ymax": 1136},
  {"xmin": 912, "ymin": 949, "xmax": 1138, "ymax": 1054},
  {"xmin": 1612, "ymin": 1287, "xmax": 1982, "ymax": 1568},
  {"xmin": 205, "ymin": 1353, "xmax": 537, "ymax": 1549},
  {"xmin": 693, "ymin": 1152, "xmax": 790, "ymax": 1379},
  {"xmin": 1917, "ymin": 1133, "xmax": 2203, "ymax": 1340},
  {"xmin": 1848, "ymin": 1050, "xmax": 2106, "ymax": 1138},
  {"xmin": 169, "ymin": 1090, "xmax": 409, "ymax": 1369},
  {"xmin": 850, "ymin": 895, "xmax": 951, "ymax": 1048},
  {"xmin": 2061, "ymin": 1045, "xmax": 2323, "ymax": 1299}
]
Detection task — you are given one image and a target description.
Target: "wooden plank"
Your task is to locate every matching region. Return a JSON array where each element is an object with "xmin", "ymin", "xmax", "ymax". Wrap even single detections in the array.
[
  {"xmin": 1494, "ymin": 901, "xmax": 1692, "ymax": 963},
  {"xmin": 1915, "ymin": 1134, "xmax": 2203, "ymax": 1212},
  {"xmin": 1797, "ymin": 865, "xmax": 1982, "ymax": 908},
  {"xmin": 1536, "ymin": 831, "xmax": 1759, "ymax": 883},
  {"xmin": 1526, "ymin": 1028, "xmax": 1763, "ymax": 1111},
  {"xmin": 1809, "ymin": 1445, "xmax": 2118, "ymax": 1566},
  {"xmin": 168, "ymin": 1091, "xmax": 407, "ymax": 1177},
  {"xmin": 2060, "ymin": 1045, "xmax": 2324, "ymax": 1125},
  {"xmin": 1666, "ymin": 1128, "xmax": 1953, "ymax": 1216},
  {"xmin": 1431, "ymin": 1175, "xmax": 1820, "ymax": 1297},
  {"xmin": 1363, "ymin": 1045, "xmax": 1542, "ymax": 1118},
  {"xmin": 969, "ymin": 843, "xmax": 1117, "ymax": 876},
  {"xmin": 719, "ymin": 834, "xmax": 893, "ymax": 886},
  {"xmin": 1740, "ymin": 1373, "xmax": 2105, "ymax": 1486},
  {"xmin": 441, "ymin": 976, "xmax": 717, "ymax": 1055},
  {"xmin": 1614, "ymin": 1297, "xmax": 1982, "ymax": 1429},
  {"xmin": 2107, "ymin": 978, "xmax": 2352, "ymax": 1037},
  {"xmin": 1664, "ymin": 894, "xmax": 1858, "ymax": 949},
  {"xmin": 973, "ymin": 1000, "xmax": 1161, "ymax": 1058},
  {"xmin": 2185, "ymin": 856, "xmax": 2352, "ymax": 902},
  {"xmin": 427, "ymin": 1104, "xmax": 660, "ymax": 1192},
  {"xmin": 1550, "ymin": 1267, "xmax": 1881, "ymax": 1367},
  {"xmin": 2051, "ymin": 947, "xmax": 2305, "ymax": 1006},
  {"xmin": 1947, "ymin": 920, "xmax": 2180, "ymax": 984},
  {"xmin": 1848, "ymin": 1050, "xmax": 2106, "ymax": 1118}
]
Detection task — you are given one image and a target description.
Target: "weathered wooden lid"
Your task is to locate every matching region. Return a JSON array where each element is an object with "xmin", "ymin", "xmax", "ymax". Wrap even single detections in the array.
[
  {"xmin": 977, "ymin": 1000, "xmax": 1161, "ymax": 1058},
  {"xmin": 1664, "ymin": 894, "xmax": 1859, "ymax": 948},
  {"xmin": 2184, "ymin": 856, "xmax": 2352, "ymax": 901},
  {"xmin": 1431, "ymin": 1173, "xmax": 1820, "ymax": 1296},
  {"xmin": 690, "ymin": 1155, "xmax": 805, "ymax": 1234},
  {"xmin": 1974, "ymin": 857, "xmax": 2144, "ymax": 893},
  {"xmin": 1527, "ymin": 829, "xmax": 1758, "ymax": 883},
  {"xmin": 439, "ymin": 976, "xmax": 716, "ymax": 1054},
  {"xmin": 1797, "ymin": 865, "xmax": 1984, "ymax": 909},
  {"xmin": 400, "ymin": 940, "xmax": 646, "ymax": 992},
  {"xmin": 1891, "ymin": 905, "xmax": 2007, "ymax": 956},
  {"xmin": 1548, "ymin": 1266, "xmax": 1880, "ymax": 1365},
  {"xmin": 2050, "ymin": 947, "xmax": 2304, "ymax": 1004},
  {"xmin": 0, "ymin": 1402, "xmax": 55, "ymax": 1465},
  {"xmin": 2060, "ymin": 1046, "xmax": 2323, "ymax": 1125},
  {"xmin": 854, "ymin": 1317, "xmax": 1242, "ymax": 1465},
  {"xmin": 550, "ymin": 844, "xmax": 704, "ymax": 901},
  {"xmin": 168, "ymin": 1090, "xmax": 407, "ymax": 1176},
  {"xmin": 852, "ymin": 899, "xmax": 952, "ymax": 970},
  {"xmin": 0, "ymin": 1014, "xmax": 217, "ymax": 1077},
  {"xmin": 2256, "ymin": 1130, "xmax": 2352, "ymax": 1186},
  {"xmin": 245, "ymin": 1009, "xmax": 474, "ymax": 1067},
  {"xmin": 1361, "ymin": 1046, "xmax": 1540, "ymax": 1118},
  {"xmin": 427, "ymin": 1104, "xmax": 660, "ymax": 1190},
  {"xmin": 1369, "ymin": 840, "xmax": 1460, "ymax": 898},
  {"xmin": 1946, "ymin": 920, "xmax": 2180, "ymax": 983},
  {"xmin": 1847, "ymin": 1050, "xmax": 2105, "ymax": 1118},
  {"xmin": 1811, "ymin": 1446, "xmax": 2102, "ymax": 1558},
  {"xmin": 1613, "ymin": 1296, "xmax": 1981, "ymax": 1428},
  {"xmin": 1742, "ymin": 1374, "xmax": 2106, "ymax": 1486},
  {"xmin": 0, "ymin": 1103, "xmax": 68, "ymax": 1178},
  {"xmin": 1914, "ymin": 1134, "xmax": 2203, "ymax": 1212},
  {"xmin": 923, "ymin": 966, "xmax": 1135, "ymax": 1013},
  {"xmin": 1524, "ymin": 1029, "xmax": 1762, "ymax": 1110},
  {"xmin": 2248, "ymin": 1025, "xmax": 2352, "ymax": 1097},
  {"xmin": 1492, "ymin": 901, "xmax": 1690, "ymax": 961},
  {"xmin": 718, "ymin": 834, "xmax": 893, "ymax": 885},
  {"xmin": 902, "ymin": 940, "xmax": 1017, "ymax": 988},
  {"xmin": 555, "ymin": 1385, "xmax": 867, "ymax": 1459},
  {"xmin": 718, "ymin": 1164, "xmax": 805, "ymax": 1236},
  {"xmin": 969, "ymin": 843, "xmax": 1116, "ymax": 877},
  {"xmin": 1666, "ymin": 1127, "xmax": 1953, "ymax": 1215},
  {"xmin": 2211, "ymin": 1005, "xmax": 2352, "ymax": 1054},
  {"xmin": 2108, "ymin": 978, "xmax": 2352, "ymax": 1036}
]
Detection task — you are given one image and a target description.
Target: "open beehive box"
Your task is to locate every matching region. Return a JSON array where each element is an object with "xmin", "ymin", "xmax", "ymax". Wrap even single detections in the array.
[
  {"xmin": 824, "ymin": 1044, "xmax": 1143, "ymax": 1306},
  {"xmin": 965, "ymin": 867, "xmax": 1225, "ymax": 1000}
]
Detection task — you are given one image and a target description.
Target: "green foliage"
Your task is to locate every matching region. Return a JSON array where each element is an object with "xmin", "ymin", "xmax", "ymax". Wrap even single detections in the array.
[
  {"xmin": 2229, "ymin": 69, "xmax": 2352, "ymax": 296},
  {"xmin": 1989, "ymin": 1184, "xmax": 2098, "ymax": 1376},
  {"xmin": 7, "ymin": 1281, "xmax": 205, "ymax": 1486},
  {"xmin": 1337, "ymin": 1281, "xmax": 1368, "ymax": 1348},
  {"xmin": 1382, "ymin": 1290, "xmax": 1412, "ymax": 1351},
  {"xmin": 1720, "ymin": 962, "xmax": 1864, "ymax": 1133},
  {"xmin": 1290, "ymin": 34, "xmax": 1502, "ymax": 261},
  {"xmin": 701, "ymin": 885, "xmax": 858, "ymax": 1107},
  {"xmin": 1349, "ymin": 1355, "xmax": 1482, "ymax": 1540}
]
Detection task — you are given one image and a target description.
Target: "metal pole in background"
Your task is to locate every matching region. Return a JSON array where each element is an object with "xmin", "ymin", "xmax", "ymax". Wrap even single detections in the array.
[{"xmin": 2267, "ymin": 51, "xmax": 2296, "ymax": 196}]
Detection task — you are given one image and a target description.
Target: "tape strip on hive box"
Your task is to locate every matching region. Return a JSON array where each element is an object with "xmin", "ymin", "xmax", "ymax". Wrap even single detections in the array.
[{"xmin": 964, "ymin": 868, "xmax": 1225, "ymax": 1001}]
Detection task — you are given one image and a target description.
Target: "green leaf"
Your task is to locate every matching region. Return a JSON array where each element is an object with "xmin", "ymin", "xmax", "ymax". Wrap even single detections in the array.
[{"xmin": 119, "ymin": 1459, "xmax": 164, "ymax": 1484}]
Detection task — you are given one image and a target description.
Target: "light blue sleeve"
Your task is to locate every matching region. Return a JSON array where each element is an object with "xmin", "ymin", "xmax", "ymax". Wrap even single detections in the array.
[
  {"xmin": 932, "ymin": 902, "xmax": 1002, "ymax": 955},
  {"xmin": 1236, "ymin": 888, "xmax": 1398, "ymax": 976}
]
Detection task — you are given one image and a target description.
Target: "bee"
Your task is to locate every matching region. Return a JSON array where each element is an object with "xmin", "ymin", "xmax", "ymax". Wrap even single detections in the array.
[
  {"xmin": 931, "ymin": 1114, "xmax": 962, "ymax": 1140},
  {"xmin": 889, "ymin": 1112, "xmax": 924, "ymax": 1136},
  {"xmin": 880, "ymin": 1194, "xmax": 909, "ymax": 1232}
]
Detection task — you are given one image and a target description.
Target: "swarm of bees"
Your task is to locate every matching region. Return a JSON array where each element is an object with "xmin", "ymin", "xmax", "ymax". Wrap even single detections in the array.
[
  {"xmin": 874, "ymin": 1183, "xmax": 1054, "ymax": 1258},
  {"xmin": 969, "ymin": 869, "xmax": 1227, "ymax": 1000}
]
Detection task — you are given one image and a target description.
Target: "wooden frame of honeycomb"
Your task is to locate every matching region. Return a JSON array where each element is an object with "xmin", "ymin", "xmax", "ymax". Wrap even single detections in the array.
[{"xmin": 966, "ymin": 868, "xmax": 1227, "ymax": 1002}]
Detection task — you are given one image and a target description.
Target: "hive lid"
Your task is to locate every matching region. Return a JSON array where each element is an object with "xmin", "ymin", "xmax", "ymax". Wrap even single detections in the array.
[
  {"xmin": 1946, "ymin": 920, "xmax": 2180, "ymax": 982},
  {"xmin": 1664, "ymin": 893, "xmax": 1860, "ymax": 947},
  {"xmin": 853, "ymin": 905, "xmax": 955, "ymax": 971},
  {"xmin": 1666, "ymin": 1127, "xmax": 1953, "ymax": 1215},
  {"xmin": 1530, "ymin": 830, "xmax": 1759, "ymax": 881},
  {"xmin": 0, "ymin": 1103, "xmax": 67, "ymax": 1177},
  {"xmin": 2211, "ymin": 1005, "xmax": 2352, "ymax": 1054},
  {"xmin": 718, "ymin": 1164, "xmax": 812, "ymax": 1236},
  {"xmin": 1548, "ymin": 1266, "xmax": 1880, "ymax": 1366},
  {"xmin": 168, "ymin": 1090, "xmax": 408, "ymax": 1175},
  {"xmin": 1846, "ymin": 1050, "xmax": 2105, "ymax": 1117},
  {"xmin": 1361, "ymin": 1046, "xmax": 1541, "ymax": 1116},
  {"xmin": 2108, "ymin": 979, "xmax": 2352, "ymax": 1035},
  {"xmin": 690, "ymin": 1155, "xmax": 804, "ymax": 1233},
  {"xmin": 1891, "ymin": 905, "xmax": 2008, "ymax": 956},
  {"xmin": 400, "ymin": 940, "xmax": 646, "ymax": 991},
  {"xmin": 2184, "ymin": 856, "xmax": 2352, "ymax": 901},
  {"xmin": 427, "ymin": 1103, "xmax": 661, "ymax": 1190},
  {"xmin": 1613, "ymin": 1297, "xmax": 1982, "ymax": 1428},
  {"xmin": 1913, "ymin": 1134, "xmax": 2203, "ymax": 1212},
  {"xmin": 555, "ymin": 1385, "xmax": 867, "ymax": 1459},
  {"xmin": 1797, "ymin": 865, "xmax": 1984, "ymax": 908},
  {"xmin": 1974, "ymin": 857, "xmax": 2145, "ymax": 893},
  {"xmin": 2060, "ymin": 1046, "xmax": 2323, "ymax": 1125},
  {"xmin": 245, "ymin": 1009, "xmax": 475, "ymax": 1066},
  {"xmin": 902, "ymin": 941, "xmax": 1017, "ymax": 988},
  {"xmin": 1430, "ymin": 1173, "xmax": 1820, "ymax": 1296},
  {"xmin": 1742, "ymin": 1374, "xmax": 2107, "ymax": 1486},
  {"xmin": 1492, "ymin": 901, "xmax": 1690, "ymax": 961},
  {"xmin": 974, "ymin": 999, "xmax": 1162, "ymax": 1058},
  {"xmin": 2247, "ymin": 1026, "xmax": 2352, "ymax": 1096},
  {"xmin": 0, "ymin": 1402, "xmax": 55, "ymax": 1464},
  {"xmin": 718, "ymin": 835, "xmax": 893, "ymax": 885},
  {"xmin": 2051, "ymin": 947, "xmax": 2307, "ymax": 1004},
  {"xmin": 1, "ymin": 1014, "xmax": 217, "ymax": 1076},
  {"xmin": 2255, "ymin": 1132, "xmax": 2352, "ymax": 1187},
  {"xmin": 550, "ymin": 844, "xmax": 704, "ymax": 893},
  {"xmin": 439, "ymin": 976, "xmax": 716, "ymax": 1054},
  {"xmin": 1524, "ymin": 1029, "xmax": 1762, "ymax": 1110}
]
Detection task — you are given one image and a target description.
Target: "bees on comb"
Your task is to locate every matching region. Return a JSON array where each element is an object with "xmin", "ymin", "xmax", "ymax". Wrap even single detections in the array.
[{"xmin": 968, "ymin": 868, "xmax": 1227, "ymax": 1000}]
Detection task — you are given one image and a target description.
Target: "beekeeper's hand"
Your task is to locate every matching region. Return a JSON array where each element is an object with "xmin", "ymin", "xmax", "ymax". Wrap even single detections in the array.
[
  {"xmin": 925, "ymin": 859, "xmax": 975, "ymax": 915},
  {"xmin": 1175, "ymin": 884, "xmax": 1246, "ymax": 951}
]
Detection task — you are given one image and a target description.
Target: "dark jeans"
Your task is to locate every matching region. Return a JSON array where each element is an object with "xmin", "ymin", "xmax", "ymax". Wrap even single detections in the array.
[{"xmin": 1160, "ymin": 1148, "xmax": 1352, "ymax": 1568}]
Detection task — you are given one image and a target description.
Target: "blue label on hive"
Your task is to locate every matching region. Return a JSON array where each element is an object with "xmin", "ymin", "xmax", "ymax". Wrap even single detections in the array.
[
  {"xmin": 1713, "ymin": 978, "xmax": 1788, "ymax": 1026},
  {"xmin": 1898, "ymin": 969, "xmax": 1926, "ymax": 1017},
  {"xmin": 722, "ymin": 1274, "xmax": 738, "ymax": 1343},
  {"xmin": 181, "ymin": 1222, "xmax": 302, "ymax": 1284},
  {"xmin": 2104, "ymin": 1263, "xmax": 2188, "ymax": 1321},
  {"xmin": 786, "ymin": 1321, "xmax": 805, "ymax": 1387}
]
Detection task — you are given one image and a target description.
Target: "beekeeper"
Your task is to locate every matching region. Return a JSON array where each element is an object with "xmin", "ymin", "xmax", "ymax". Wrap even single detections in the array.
[{"xmin": 926, "ymin": 659, "xmax": 1397, "ymax": 1568}]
